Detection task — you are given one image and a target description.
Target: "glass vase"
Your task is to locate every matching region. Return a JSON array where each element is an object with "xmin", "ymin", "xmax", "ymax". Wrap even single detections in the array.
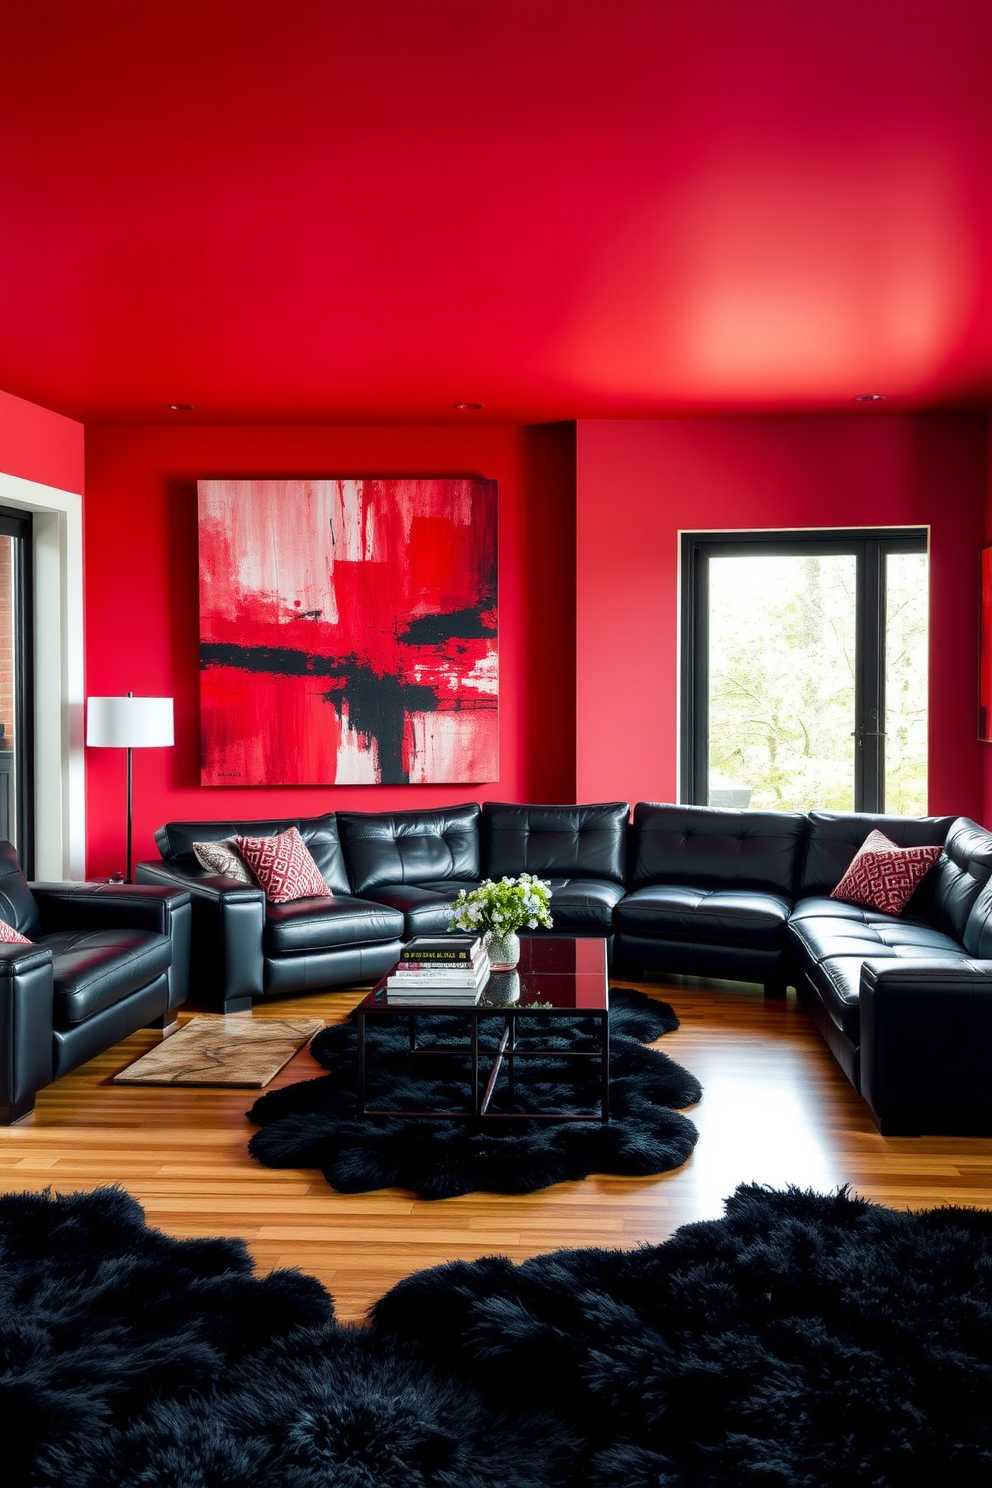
[
  {"xmin": 486, "ymin": 930, "xmax": 521, "ymax": 970},
  {"xmin": 483, "ymin": 969, "xmax": 520, "ymax": 1005}
]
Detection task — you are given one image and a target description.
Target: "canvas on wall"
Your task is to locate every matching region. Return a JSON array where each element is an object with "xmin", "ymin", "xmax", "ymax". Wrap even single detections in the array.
[
  {"xmin": 980, "ymin": 546, "xmax": 992, "ymax": 743},
  {"xmin": 198, "ymin": 478, "xmax": 498, "ymax": 785}
]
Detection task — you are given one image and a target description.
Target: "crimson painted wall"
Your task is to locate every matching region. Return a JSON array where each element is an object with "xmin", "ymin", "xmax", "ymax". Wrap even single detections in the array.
[
  {"xmin": 983, "ymin": 413, "xmax": 992, "ymax": 824},
  {"xmin": 0, "ymin": 388, "xmax": 84, "ymax": 493},
  {"xmin": 576, "ymin": 415, "xmax": 988, "ymax": 821},
  {"xmin": 84, "ymin": 423, "xmax": 575, "ymax": 877}
]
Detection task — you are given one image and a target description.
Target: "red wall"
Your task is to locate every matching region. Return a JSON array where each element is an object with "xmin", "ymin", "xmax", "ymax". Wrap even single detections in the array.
[
  {"xmin": 0, "ymin": 388, "xmax": 84, "ymax": 493},
  {"xmin": 84, "ymin": 423, "xmax": 575, "ymax": 877},
  {"xmin": 577, "ymin": 414, "xmax": 988, "ymax": 821}
]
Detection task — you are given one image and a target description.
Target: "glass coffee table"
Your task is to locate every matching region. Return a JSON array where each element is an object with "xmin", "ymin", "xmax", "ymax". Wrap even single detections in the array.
[{"xmin": 355, "ymin": 936, "xmax": 610, "ymax": 1122}]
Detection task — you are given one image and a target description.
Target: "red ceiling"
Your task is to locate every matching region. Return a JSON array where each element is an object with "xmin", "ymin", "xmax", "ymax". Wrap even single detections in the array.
[{"xmin": 1, "ymin": 0, "xmax": 989, "ymax": 424}]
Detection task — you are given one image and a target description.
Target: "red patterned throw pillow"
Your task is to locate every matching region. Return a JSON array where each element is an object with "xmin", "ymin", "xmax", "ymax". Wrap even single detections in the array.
[
  {"xmin": 830, "ymin": 829, "xmax": 942, "ymax": 916},
  {"xmin": 234, "ymin": 827, "xmax": 331, "ymax": 904},
  {"xmin": 0, "ymin": 917, "xmax": 31, "ymax": 945}
]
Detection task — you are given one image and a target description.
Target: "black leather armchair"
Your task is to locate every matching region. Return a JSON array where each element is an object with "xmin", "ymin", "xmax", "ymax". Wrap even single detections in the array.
[
  {"xmin": 137, "ymin": 813, "xmax": 405, "ymax": 1013},
  {"xmin": 0, "ymin": 844, "xmax": 191, "ymax": 1123}
]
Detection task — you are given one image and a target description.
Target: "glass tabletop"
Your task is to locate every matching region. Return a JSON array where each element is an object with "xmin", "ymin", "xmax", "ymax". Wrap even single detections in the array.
[{"xmin": 360, "ymin": 935, "xmax": 609, "ymax": 1012}]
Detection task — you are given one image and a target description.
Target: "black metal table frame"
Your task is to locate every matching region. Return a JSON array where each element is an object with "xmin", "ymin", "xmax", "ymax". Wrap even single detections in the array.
[{"xmin": 355, "ymin": 1003, "xmax": 610, "ymax": 1123}]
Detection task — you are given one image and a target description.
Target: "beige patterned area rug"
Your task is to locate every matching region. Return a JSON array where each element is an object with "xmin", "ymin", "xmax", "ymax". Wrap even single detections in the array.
[{"xmin": 114, "ymin": 1016, "xmax": 324, "ymax": 1088}]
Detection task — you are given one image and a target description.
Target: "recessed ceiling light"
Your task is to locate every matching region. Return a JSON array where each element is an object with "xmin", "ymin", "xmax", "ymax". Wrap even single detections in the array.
[
  {"xmin": 453, "ymin": 402, "xmax": 484, "ymax": 411},
  {"xmin": 853, "ymin": 393, "xmax": 885, "ymax": 402},
  {"xmin": 167, "ymin": 403, "xmax": 195, "ymax": 411}
]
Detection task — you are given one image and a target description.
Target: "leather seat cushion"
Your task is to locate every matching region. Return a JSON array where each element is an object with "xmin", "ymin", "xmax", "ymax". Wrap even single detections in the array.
[
  {"xmin": 364, "ymin": 877, "xmax": 626, "ymax": 936},
  {"xmin": 538, "ymin": 878, "xmax": 625, "ymax": 931},
  {"xmin": 265, "ymin": 895, "xmax": 405, "ymax": 955},
  {"xmin": 788, "ymin": 895, "xmax": 916, "ymax": 926},
  {"xmin": 615, "ymin": 885, "xmax": 791, "ymax": 949},
  {"xmin": 788, "ymin": 907, "xmax": 964, "ymax": 966},
  {"xmin": 360, "ymin": 881, "xmax": 480, "ymax": 937},
  {"xmin": 39, "ymin": 928, "xmax": 172, "ymax": 1027}
]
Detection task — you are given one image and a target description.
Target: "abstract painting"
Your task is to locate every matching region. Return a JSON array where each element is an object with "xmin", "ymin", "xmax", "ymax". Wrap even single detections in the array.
[
  {"xmin": 980, "ymin": 546, "xmax": 992, "ymax": 743},
  {"xmin": 198, "ymin": 479, "xmax": 498, "ymax": 784}
]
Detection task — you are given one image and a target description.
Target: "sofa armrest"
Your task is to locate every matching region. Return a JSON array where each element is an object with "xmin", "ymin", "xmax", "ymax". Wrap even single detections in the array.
[
  {"xmin": 135, "ymin": 859, "xmax": 265, "ymax": 1011},
  {"xmin": 0, "ymin": 943, "xmax": 54, "ymax": 1123},
  {"xmin": 859, "ymin": 958, "xmax": 992, "ymax": 1135},
  {"xmin": 31, "ymin": 883, "xmax": 190, "ymax": 935},
  {"xmin": 135, "ymin": 859, "xmax": 263, "ymax": 902}
]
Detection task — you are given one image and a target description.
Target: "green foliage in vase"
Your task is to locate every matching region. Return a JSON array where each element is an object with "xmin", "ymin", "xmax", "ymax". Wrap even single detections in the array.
[{"xmin": 449, "ymin": 875, "xmax": 554, "ymax": 936}]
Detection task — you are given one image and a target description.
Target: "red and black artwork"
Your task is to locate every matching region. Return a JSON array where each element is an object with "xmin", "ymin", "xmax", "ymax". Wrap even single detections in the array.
[
  {"xmin": 981, "ymin": 546, "xmax": 992, "ymax": 743},
  {"xmin": 198, "ymin": 478, "xmax": 498, "ymax": 785}
]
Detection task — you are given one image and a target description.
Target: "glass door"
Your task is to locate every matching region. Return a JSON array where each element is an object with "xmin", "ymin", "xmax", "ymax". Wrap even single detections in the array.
[
  {"xmin": 0, "ymin": 509, "xmax": 33, "ymax": 870},
  {"xmin": 681, "ymin": 529, "xmax": 928, "ymax": 815},
  {"xmin": 882, "ymin": 550, "xmax": 929, "ymax": 814},
  {"xmin": 706, "ymin": 552, "xmax": 858, "ymax": 812}
]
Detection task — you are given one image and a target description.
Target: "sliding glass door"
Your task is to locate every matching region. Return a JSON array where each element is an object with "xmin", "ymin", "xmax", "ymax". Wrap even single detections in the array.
[
  {"xmin": 882, "ymin": 550, "xmax": 929, "ymax": 813},
  {"xmin": 0, "ymin": 509, "xmax": 34, "ymax": 870},
  {"xmin": 680, "ymin": 529, "xmax": 928, "ymax": 815}
]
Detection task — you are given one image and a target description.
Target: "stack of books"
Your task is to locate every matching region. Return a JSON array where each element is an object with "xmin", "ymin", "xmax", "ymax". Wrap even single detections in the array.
[{"xmin": 385, "ymin": 936, "xmax": 490, "ymax": 1003}]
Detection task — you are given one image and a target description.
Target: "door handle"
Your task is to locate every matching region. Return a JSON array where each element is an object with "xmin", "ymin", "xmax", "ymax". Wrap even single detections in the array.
[{"xmin": 851, "ymin": 727, "xmax": 886, "ymax": 749}]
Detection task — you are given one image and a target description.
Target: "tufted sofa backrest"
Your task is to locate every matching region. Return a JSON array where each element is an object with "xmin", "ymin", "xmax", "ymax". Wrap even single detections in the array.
[
  {"xmin": 154, "ymin": 813, "xmax": 351, "ymax": 894},
  {"xmin": 0, "ymin": 840, "xmax": 41, "ymax": 938},
  {"xmin": 629, "ymin": 803, "xmax": 805, "ymax": 895},
  {"xmin": 925, "ymin": 817, "xmax": 992, "ymax": 943},
  {"xmin": 797, "ymin": 811, "xmax": 954, "ymax": 902},
  {"xmin": 337, "ymin": 805, "xmax": 481, "ymax": 894},
  {"xmin": 483, "ymin": 802, "xmax": 629, "ymax": 883}
]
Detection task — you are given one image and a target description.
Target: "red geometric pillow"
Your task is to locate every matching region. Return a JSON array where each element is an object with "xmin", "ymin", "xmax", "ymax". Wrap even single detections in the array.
[
  {"xmin": 234, "ymin": 827, "xmax": 331, "ymax": 904},
  {"xmin": 0, "ymin": 916, "xmax": 32, "ymax": 945},
  {"xmin": 829, "ymin": 829, "xmax": 942, "ymax": 916}
]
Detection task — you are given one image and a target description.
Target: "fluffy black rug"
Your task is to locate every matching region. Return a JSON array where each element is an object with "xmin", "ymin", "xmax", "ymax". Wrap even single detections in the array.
[
  {"xmin": 247, "ymin": 988, "xmax": 701, "ymax": 1199},
  {"xmin": 2, "ymin": 1184, "xmax": 992, "ymax": 1486}
]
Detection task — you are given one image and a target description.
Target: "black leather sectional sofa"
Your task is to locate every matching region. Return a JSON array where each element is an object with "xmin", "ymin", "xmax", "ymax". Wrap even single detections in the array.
[
  {"xmin": 138, "ymin": 803, "xmax": 629, "ymax": 1014},
  {"xmin": 137, "ymin": 800, "xmax": 992, "ymax": 1135}
]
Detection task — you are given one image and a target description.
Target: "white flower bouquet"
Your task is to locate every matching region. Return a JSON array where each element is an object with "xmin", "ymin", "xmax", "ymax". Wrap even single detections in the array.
[{"xmin": 449, "ymin": 874, "xmax": 554, "ymax": 937}]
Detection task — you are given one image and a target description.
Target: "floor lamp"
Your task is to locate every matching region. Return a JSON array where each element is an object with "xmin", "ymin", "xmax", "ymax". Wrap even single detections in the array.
[{"xmin": 86, "ymin": 694, "xmax": 175, "ymax": 882}]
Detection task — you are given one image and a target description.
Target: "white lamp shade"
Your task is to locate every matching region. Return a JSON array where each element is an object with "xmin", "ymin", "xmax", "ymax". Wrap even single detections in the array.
[{"xmin": 87, "ymin": 696, "xmax": 174, "ymax": 748}]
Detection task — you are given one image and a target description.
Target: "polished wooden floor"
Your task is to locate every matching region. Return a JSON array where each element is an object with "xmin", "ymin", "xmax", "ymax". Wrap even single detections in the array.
[{"xmin": 2, "ymin": 980, "xmax": 991, "ymax": 1323}]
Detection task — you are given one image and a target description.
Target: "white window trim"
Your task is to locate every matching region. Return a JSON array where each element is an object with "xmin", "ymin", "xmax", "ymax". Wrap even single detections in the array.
[{"xmin": 0, "ymin": 471, "xmax": 84, "ymax": 878}]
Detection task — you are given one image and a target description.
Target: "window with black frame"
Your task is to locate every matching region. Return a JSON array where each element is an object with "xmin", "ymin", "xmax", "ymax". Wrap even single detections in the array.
[
  {"xmin": 680, "ymin": 528, "xmax": 929, "ymax": 816},
  {"xmin": 0, "ymin": 508, "xmax": 34, "ymax": 872}
]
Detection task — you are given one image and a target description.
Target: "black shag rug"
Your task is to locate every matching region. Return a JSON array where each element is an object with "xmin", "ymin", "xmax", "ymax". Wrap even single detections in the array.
[
  {"xmin": 247, "ymin": 988, "xmax": 701, "ymax": 1199},
  {"xmin": 2, "ymin": 1184, "xmax": 992, "ymax": 1486}
]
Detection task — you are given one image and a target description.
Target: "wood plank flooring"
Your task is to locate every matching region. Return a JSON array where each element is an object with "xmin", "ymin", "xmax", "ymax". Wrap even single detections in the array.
[{"xmin": 2, "ymin": 980, "xmax": 991, "ymax": 1323}]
